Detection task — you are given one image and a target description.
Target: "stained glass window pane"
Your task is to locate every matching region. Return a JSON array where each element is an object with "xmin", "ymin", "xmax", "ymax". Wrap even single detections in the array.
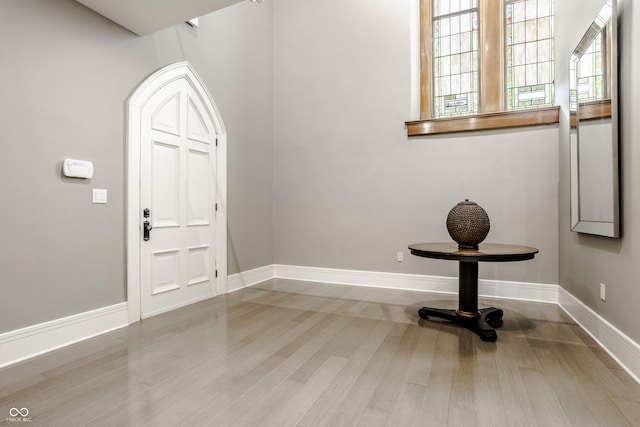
[
  {"xmin": 505, "ymin": 0, "xmax": 555, "ymax": 111},
  {"xmin": 433, "ymin": 0, "xmax": 479, "ymax": 117}
]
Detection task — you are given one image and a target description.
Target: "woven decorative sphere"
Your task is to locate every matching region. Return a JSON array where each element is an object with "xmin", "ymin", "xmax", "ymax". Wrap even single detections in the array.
[{"xmin": 446, "ymin": 199, "xmax": 490, "ymax": 249}]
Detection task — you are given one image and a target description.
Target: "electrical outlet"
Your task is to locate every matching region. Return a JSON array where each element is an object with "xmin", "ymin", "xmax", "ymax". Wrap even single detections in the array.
[
  {"xmin": 397, "ymin": 252, "xmax": 404, "ymax": 262},
  {"xmin": 600, "ymin": 283, "xmax": 606, "ymax": 301}
]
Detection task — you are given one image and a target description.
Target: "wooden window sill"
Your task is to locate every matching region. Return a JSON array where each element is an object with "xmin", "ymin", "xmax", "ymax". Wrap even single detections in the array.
[{"xmin": 405, "ymin": 106, "xmax": 560, "ymax": 137}]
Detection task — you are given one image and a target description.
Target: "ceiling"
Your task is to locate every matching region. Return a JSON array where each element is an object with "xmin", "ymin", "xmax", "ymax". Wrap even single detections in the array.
[{"xmin": 75, "ymin": 0, "xmax": 245, "ymax": 36}]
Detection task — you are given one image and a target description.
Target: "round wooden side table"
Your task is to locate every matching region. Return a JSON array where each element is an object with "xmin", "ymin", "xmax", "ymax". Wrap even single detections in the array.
[{"xmin": 408, "ymin": 242, "xmax": 539, "ymax": 341}]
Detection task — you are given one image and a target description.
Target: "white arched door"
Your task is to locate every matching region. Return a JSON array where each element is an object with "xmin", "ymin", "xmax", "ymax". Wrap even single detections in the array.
[{"xmin": 127, "ymin": 62, "xmax": 227, "ymax": 322}]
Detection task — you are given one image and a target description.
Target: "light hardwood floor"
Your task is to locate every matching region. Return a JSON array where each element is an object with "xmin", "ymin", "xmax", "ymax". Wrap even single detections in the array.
[{"xmin": 1, "ymin": 279, "xmax": 640, "ymax": 426}]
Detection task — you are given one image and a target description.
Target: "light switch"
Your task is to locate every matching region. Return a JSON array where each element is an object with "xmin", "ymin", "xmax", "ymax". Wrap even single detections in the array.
[{"xmin": 92, "ymin": 188, "xmax": 107, "ymax": 204}]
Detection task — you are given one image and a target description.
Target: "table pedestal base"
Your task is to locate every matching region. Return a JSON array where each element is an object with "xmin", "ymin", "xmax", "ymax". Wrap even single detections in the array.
[{"xmin": 418, "ymin": 306, "xmax": 503, "ymax": 342}]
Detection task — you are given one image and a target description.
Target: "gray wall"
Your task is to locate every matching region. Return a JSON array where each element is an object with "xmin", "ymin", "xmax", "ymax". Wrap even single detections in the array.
[
  {"xmin": 273, "ymin": 0, "xmax": 559, "ymax": 284},
  {"xmin": 558, "ymin": 0, "xmax": 640, "ymax": 344},
  {"xmin": 0, "ymin": 0, "xmax": 273, "ymax": 333}
]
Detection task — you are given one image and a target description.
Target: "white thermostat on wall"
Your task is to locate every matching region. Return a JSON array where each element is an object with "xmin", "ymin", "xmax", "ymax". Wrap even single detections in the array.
[{"xmin": 63, "ymin": 159, "xmax": 94, "ymax": 179}]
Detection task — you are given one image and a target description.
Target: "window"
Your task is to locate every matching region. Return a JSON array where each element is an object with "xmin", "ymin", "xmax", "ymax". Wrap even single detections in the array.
[
  {"xmin": 408, "ymin": 0, "xmax": 559, "ymax": 136},
  {"xmin": 432, "ymin": 1, "xmax": 480, "ymax": 117},
  {"xmin": 504, "ymin": 0, "xmax": 554, "ymax": 110}
]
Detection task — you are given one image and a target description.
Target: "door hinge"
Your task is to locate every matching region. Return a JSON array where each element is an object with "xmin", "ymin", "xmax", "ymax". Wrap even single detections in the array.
[
  {"xmin": 215, "ymin": 138, "xmax": 218, "ymax": 147},
  {"xmin": 215, "ymin": 203, "xmax": 218, "ymax": 212},
  {"xmin": 215, "ymin": 270, "xmax": 218, "ymax": 278}
]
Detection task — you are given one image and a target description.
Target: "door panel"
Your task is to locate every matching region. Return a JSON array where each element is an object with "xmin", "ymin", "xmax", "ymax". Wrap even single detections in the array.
[
  {"xmin": 152, "ymin": 140, "xmax": 180, "ymax": 227},
  {"xmin": 152, "ymin": 93, "xmax": 181, "ymax": 135},
  {"xmin": 187, "ymin": 245, "xmax": 210, "ymax": 286},
  {"xmin": 151, "ymin": 249, "xmax": 180, "ymax": 295},
  {"xmin": 187, "ymin": 97, "xmax": 210, "ymax": 142},
  {"xmin": 187, "ymin": 149, "xmax": 211, "ymax": 226}
]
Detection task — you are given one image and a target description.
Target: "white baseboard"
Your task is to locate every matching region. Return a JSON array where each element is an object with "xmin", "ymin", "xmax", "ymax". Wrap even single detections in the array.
[
  {"xmin": 0, "ymin": 302, "xmax": 128, "ymax": 369},
  {"xmin": 477, "ymin": 278, "xmax": 558, "ymax": 303},
  {"xmin": 227, "ymin": 264, "xmax": 276, "ymax": 293},
  {"xmin": 274, "ymin": 264, "xmax": 559, "ymax": 304},
  {"xmin": 558, "ymin": 288, "xmax": 640, "ymax": 384}
]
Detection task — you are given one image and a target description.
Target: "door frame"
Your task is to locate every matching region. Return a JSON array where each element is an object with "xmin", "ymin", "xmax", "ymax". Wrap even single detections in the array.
[{"xmin": 126, "ymin": 61, "xmax": 227, "ymax": 324}]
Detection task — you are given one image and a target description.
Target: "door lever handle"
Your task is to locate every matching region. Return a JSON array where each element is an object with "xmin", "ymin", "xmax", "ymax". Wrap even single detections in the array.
[{"xmin": 143, "ymin": 220, "xmax": 152, "ymax": 241}]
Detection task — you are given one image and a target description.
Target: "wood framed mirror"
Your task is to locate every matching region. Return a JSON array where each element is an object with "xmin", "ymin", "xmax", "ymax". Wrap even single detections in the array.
[{"xmin": 569, "ymin": 0, "xmax": 619, "ymax": 237}]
